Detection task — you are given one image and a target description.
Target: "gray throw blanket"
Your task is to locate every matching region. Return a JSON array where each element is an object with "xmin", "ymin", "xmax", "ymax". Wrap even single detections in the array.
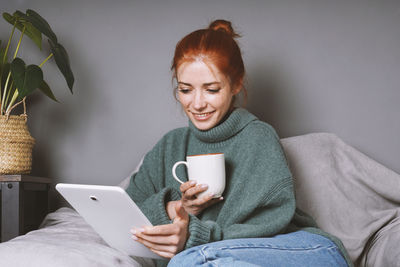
[
  {"xmin": 0, "ymin": 207, "xmax": 154, "ymax": 267},
  {"xmin": 281, "ymin": 133, "xmax": 400, "ymax": 266}
]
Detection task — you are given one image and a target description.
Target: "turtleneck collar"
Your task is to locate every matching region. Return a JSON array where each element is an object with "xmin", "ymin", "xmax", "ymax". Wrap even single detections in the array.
[{"xmin": 189, "ymin": 108, "xmax": 258, "ymax": 143}]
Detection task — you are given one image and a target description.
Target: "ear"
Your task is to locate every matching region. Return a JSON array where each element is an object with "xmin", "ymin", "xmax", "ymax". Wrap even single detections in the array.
[{"xmin": 232, "ymin": 78, "xmax": 243, "ymax": 95}]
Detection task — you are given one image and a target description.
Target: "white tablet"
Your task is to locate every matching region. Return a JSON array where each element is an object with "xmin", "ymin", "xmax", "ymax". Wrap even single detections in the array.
[{"xmin": 56, "ymin": 183, "xmax": 163, "ymax": 259}]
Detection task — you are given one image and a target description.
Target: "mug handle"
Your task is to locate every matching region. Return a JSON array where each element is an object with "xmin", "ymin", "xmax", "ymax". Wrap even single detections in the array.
[{"xmin": 172, "ymin": 161, "xmax": 188, "ymax": 184}]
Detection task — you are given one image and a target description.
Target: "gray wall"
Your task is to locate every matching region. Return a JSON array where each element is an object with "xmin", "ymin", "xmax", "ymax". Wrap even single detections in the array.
[{"xmin": 1, "ymin": 0, "xmax": 399, "ymax": 209}]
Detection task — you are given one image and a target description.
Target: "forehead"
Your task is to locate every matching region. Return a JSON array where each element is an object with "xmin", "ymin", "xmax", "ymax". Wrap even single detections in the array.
[{"xmin": 177, "ymin": 60, "xmax": 227, "ymax": 83}]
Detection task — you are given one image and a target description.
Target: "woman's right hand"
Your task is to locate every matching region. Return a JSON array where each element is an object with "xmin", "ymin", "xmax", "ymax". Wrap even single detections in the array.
[{"xmin": 179, "ymin": 180, "xmax": 223, "ymax": 216}]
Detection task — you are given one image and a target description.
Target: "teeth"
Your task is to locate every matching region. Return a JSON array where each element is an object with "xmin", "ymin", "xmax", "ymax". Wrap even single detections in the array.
[{"xmin": 194, "ymin": 112, "xmax": 213, "ymax": 117}]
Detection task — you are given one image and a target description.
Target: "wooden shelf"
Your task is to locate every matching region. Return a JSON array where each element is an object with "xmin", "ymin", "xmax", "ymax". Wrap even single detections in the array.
[{"xmin": 0, "ymin": 175, "xmax": 51, "ymax": 184}]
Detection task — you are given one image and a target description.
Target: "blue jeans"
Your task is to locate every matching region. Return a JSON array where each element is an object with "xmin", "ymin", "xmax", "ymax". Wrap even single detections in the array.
[{"xmin": 168, "ymin": 231, "xmax": 348, "ymax": 267}]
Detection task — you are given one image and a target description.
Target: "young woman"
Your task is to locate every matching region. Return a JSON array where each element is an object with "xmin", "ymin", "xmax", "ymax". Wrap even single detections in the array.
[{"xmin": 127, "ymin": 20, "xmax": 351, "ymax": 267}]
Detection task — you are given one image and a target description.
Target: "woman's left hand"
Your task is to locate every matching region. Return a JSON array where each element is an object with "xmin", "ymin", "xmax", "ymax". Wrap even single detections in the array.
[{"xmin": 131, "ymin": 201, "xmax": 189, "ymax": 259}]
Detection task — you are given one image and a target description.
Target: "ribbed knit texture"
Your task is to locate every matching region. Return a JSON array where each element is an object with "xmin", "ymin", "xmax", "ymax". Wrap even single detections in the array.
[{"xmin": 126, "ymin": 108, "xmax": 352, "ymax": 266}]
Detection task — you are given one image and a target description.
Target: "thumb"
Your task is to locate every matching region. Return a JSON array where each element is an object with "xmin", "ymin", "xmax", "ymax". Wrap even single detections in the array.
[{"xmin": 174, "ymin": 200, "xmax": 188, "ymax": 222}]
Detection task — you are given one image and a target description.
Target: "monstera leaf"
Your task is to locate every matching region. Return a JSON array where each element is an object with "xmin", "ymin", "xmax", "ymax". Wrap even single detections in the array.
[
  {"xmin": 38, "ymin": 80, "xmax": 58, "ymax": 102},
  {"xmin": 10, "ymin": 57, "xmax": 43, "ymax": 100},
  {"xmin": 49, "ymin": 39, "xmax": 74, "ymax": 92},
  {"xmin": 25, "ymin": 9, "xmax": 57, "ymax": 44},
  {"xmin": 2, "ymin": 12, "xmax": 42, "ymax": 50}
]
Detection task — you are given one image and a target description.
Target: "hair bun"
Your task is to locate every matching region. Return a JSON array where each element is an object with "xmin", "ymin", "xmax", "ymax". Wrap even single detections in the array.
[{"xmin": 208, "ymin": 19, "xmax": 240, "ymax": 38}]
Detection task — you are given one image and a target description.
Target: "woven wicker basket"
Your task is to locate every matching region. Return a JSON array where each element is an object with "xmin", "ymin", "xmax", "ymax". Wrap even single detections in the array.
[{"xmin": 0, "ymin": 115, "xmax": 35, "ymax": 174}]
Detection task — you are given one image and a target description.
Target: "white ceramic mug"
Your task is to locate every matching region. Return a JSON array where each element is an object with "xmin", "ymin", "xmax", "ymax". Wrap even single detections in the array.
[{"xmin": 172, "ymin": 153, "xmax": 226, "ymax": 198}]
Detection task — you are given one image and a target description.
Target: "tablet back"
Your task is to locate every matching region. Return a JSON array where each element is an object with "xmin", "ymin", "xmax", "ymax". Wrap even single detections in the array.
[{"xmin": 56, "ymin": 183, "xmax": 162, "ymax": 259}]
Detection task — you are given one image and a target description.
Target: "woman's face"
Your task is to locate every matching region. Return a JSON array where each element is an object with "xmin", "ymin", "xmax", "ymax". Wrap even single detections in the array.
[{"xmin": 177, "ymin": 60, "xmax": 241, "ymax": 131}]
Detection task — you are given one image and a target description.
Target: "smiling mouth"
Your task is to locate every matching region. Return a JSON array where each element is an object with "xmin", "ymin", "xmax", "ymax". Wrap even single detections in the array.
[{"xmin": 191, "ymin": 111, "xmax": 215, "ymax": 120}]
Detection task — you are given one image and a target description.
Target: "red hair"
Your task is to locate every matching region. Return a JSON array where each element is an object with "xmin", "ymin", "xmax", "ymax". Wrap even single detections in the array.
[{"xmin": 172, "ymin": 20, "xmax": 246, "ymax": 102}]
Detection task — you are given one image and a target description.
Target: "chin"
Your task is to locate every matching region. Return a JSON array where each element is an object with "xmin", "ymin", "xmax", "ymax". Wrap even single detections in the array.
[
  {"xmin": 191, "ymin": 119, "xmax": 216, "ymax": 131},
  {"xmin": 193, "ymin": 123, "xmax": 213, "ymax": 131},
  {"xmin": 187, "ymin": 111, "xmax": 220, "ymax": 131}
]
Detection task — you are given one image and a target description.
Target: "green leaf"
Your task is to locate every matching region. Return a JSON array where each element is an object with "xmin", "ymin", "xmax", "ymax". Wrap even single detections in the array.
[
  {"xmin": 0, "ymin": 40, "xmax": 6, "ymax": 81},
  {"xmin": 38, "ymin": 80, "xmax": 58, "ymax": 102},
  {"xmin": 25, "ymin": 9, "xmax": 57, "ymax": 44},
  {"xmin": 3, "ymin": 12, "xmax": 17, "ymax": 25},
  {"xmin": 0, "ymin": 39, "xmax": 3, "ymax": 61},
  {"xmin": 10, "ymin": 58, "xmax": 43, "ymax": 100},
  {"xmin": 49, "ymin": 39, "xmax": 74, "ymax": 92},
  {"xmin": 5, "ymin": 81, "xmax": 17, "ymax": 107},
  {"xmin": 10, "ymin": 58, "xmax": 25, "ymax": 100},
  {"xmin": 3, "ymin": 12, "xmax": 43, "ymax": 50},
  {"xmin": 1, "ymin": 63, "xmax": 10, "ymax": 89}
]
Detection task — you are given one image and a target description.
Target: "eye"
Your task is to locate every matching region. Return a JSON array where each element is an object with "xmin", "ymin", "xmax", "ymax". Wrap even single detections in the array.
[
  {"xmin": 178, "ymin": 88, "xmax": 191, "ymax": 94},
  {"xmin": 207, "ymin": 88, "xmax": 221, "ymax": 94}
]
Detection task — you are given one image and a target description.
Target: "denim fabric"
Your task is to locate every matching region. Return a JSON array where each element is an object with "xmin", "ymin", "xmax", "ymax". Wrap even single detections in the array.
[{"xmin": 168, "ymin": 231, "xmax": 348, "ymax": 267}]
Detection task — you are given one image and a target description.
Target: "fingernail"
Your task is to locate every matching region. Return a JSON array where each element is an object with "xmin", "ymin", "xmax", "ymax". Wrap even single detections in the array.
[
  {"xmin": 132, "ymin": 235, "xmax": 138, "ymax": 240},
  {"xmin": 201, "ymin": 184, "xmax": 208, "ymax": 189},
  {"xmin": 190, "ymin": 180, "xmax": 196, "ymax": 185},
  {"xmin": 130, "ymin": 229, "xmax": 136, "ymax": 234},
  {"xmin": 138, "ymin": 228, "xmax": 145, "ymax": 232}
]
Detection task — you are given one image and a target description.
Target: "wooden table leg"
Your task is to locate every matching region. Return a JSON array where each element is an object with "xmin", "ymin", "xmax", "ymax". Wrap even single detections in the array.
[{"xmin": 1, "ymin": 182, "xmax": 23, "ymax": 242}]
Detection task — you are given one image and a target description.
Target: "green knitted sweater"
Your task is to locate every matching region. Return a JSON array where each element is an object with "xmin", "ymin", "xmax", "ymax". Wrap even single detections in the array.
[{"xmin": 126, "ymin": 108, "xmax": 352, "ymax": 266}]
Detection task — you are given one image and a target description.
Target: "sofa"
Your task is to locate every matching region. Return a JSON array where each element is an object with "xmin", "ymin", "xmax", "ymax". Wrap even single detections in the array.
[{"xmin": 0, "ymin": 133, "xmax": 399, "ymax": 267}]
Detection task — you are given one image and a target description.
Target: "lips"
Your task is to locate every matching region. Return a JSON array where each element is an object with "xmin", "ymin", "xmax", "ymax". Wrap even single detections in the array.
[{"xmin": 191, "ymin": 111, "xmax": 215, "ymax": 121}]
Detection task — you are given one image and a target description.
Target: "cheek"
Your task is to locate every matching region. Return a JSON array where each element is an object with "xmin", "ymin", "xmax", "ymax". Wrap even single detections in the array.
[
  {"xmin": 207, "ymin": 94, "xmax": 226, "ymax": 106},
  {"xmin": 178, "ymin": 94, "xmax": 191, "ymax": 108},
  {"xmin": 214, "ymin": 94, "xmax": 233, "ymax": 109}
]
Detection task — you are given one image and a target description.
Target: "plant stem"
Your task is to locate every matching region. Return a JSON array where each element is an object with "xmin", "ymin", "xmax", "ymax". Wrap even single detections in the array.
[
  {"xmin": 13, "ymin": 25, "xmax": 26, "ymax": 59},
  {"xmin": 2, "ymin": 21, "xmax": 17, "ymax": 64},
  {"xmin": 4, "ymin": 81, "xmax": 14, "ymax": 108},
  {"xmin": 39, "ymin": 53, "xmax": 53, "ymax": 67},
  {"xmin": 1, "ymin": 72, "xmax": 12, "ymax": 115},
  {"xmin": 6, "ymin": 98, "xmax": 24, "ymax": 116},
  {"xmin": 5, "ymin": 90, "xmax": 19, "ymax": 115},
  {"xmin": 1, "ymin": 25, "xmax": 26, "ymax": 115},
  {"xmin": 1, "ymin": 22, "xmax": 17, "ymax": 115}
]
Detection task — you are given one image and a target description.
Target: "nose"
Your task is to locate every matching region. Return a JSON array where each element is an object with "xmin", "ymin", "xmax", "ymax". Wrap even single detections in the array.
[{"xmin": 193, "ymin": 90, "xmax": 206, "ymax": 110}]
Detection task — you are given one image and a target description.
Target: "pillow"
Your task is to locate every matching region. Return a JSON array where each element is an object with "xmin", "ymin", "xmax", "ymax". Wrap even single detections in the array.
[
  {"xmin": 360, "ymin": 216, "xmax": 400, "ymax": 266},
  {"xmin": 281, "ymin": 133, "xmax": 400, "ymax": 265}
]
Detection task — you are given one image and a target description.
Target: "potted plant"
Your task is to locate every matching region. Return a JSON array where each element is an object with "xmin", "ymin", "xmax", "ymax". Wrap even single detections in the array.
[{"xmin": 0, "ymin": 9, "xmax": 74, "ymax": 174}]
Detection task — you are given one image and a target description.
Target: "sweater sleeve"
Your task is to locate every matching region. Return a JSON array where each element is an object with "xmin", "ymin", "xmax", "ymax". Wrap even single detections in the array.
[
  {"xmin": 185, "ymin": 123, "xmax": 296, "ymax": 249},
  {"xmin": 125, "ymin": 142, "xmax": 182, "ymax": 226}
]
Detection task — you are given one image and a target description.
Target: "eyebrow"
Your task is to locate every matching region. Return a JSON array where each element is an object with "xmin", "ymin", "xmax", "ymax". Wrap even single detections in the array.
[{"xmin": 177, "ymin": 81, "xmax": 221, "ymax": 86}]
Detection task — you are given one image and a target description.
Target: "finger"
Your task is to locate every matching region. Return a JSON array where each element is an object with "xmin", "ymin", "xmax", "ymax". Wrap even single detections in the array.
[
  {"xmin": 134, "ymin": 236, "xmax": 178, "ymax": 256},
  {"xmin": 180, "ymin": 180, "xmax": 197, "ymax": 193},
  {"xmin": 132, "ymin": 224, "xmax": 177, "ymax": 236},
  {"xmin": 187, "ymin": 195, "xmax": 223, "ymax": 212},
  {"xmin": 202, "ymin": 196, "xmax": 224, "ymax": 209},
  {"xmin": 182, "ymin": 193, "xmax": 222, "ymax": 211},
  {"xmin": 190, "ymin": 193, "xmax": 215, "ymax": 206},
  {"xmin": 174, "ymin": 200, "xmax": 189, "ymax": 222},
  {"xmin": 135, "ymin": 231, "xmax": 180, "ymax": 246},
  {"xmin": 184, "ymin": 184, "xmax": 208, "ymax": 198}
]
